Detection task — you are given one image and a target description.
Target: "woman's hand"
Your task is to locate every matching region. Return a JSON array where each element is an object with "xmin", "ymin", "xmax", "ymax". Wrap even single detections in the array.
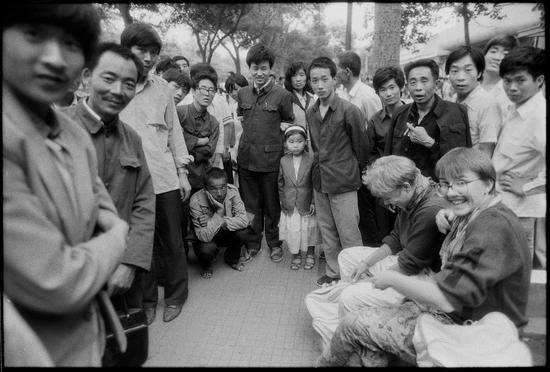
[
  {"xmin": 435, "ymin": 208, "xmax": 455, "ymax": 234},
  {"xmin": 350, "ymin": 259, "xmax": 373, "ymax": 283}
]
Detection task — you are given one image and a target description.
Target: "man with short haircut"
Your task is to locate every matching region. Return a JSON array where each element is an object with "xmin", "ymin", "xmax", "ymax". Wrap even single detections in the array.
[
  {"xmin": 3, "ymin": 4, "xmax": 128, "ymax": 365},
  {"xmin": 173, "ymin": 55, "xmax": 190, "ymax": 75},
  {"xmin": 189, "ymin": 168, "xmax": 248, "ymax": 279},
  {"xmin": 236, "ymin": 43, "xmax": 295, "ymax": 264},
  {"xmin": 307, "ymin": 56, "xmax": 368, "ymax": 287},
  {"xmin": 445, "ymin": 45, "xmax": 501, "ymax": 157},
  {"xmin": 120, "ymin": 22, "xmax": 194, "ymax": 324},
  {"xmin": 336, "ymin": 51, "xmax": 382, "ymax": 126},
  {"xmin": 162, "ymin": 67, "xmax": 192, "ymax": 105},
  {"xmin": 384, "ymin": 58, "xmax": 472, "ymax": 180},
  {"xmin": 480, "ymin": 34, "xmax": 519, "ymax": 125},
  {"xmin": 177, "ymin": 70, "xmax": 220, "ymax": 193},
  {"xmin": 492, "ymin": 46, "xmax": 546, "ymax": 269},
  {"xmin": 62, "ymin": 42, "xmax": 155, "ymax": 315},
  {"xmin": 367, "ymin": 66, "xmax": 407, "ymax": 240}
]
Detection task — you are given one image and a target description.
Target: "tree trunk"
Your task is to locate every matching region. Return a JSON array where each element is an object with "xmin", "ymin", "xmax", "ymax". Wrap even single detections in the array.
[
  {"xmin": 345, "ymin": 2, "xmax": 352, "ymax": 50},
  {"xmin": 368, "ymin": 3, "xmax": 402, "ymax": 78},
  {"xmin": 461, "ymin": 5, "xmax": 471, "ymax": 46},
  {"xmin": 117, "ymin": 4, "xmax": 133, "ymax": 26}
]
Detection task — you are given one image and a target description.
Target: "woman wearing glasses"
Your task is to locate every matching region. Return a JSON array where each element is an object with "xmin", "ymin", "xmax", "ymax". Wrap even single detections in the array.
[
  {"xmin": 318, "ymin": 147, "xmax": 531, "ymax": 366},
  {"xmin": 306, "ymin": 155, "xmax": 447, "ymax": 351}
]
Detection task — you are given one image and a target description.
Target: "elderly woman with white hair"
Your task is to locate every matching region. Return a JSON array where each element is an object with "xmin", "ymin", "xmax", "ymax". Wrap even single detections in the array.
[
  {"xmin": 305, "ymin": 155, "xmax": 447, "ymax": 351},
  {"xmin": 318, "ymin": 147, "xmax": 531, "ymax": 366}
]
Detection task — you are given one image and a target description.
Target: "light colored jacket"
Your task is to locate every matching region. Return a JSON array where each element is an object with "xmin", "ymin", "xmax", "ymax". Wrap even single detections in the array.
[{"xmin": 3, "ymin": 87, "xmax": 126, "ymax": 366}]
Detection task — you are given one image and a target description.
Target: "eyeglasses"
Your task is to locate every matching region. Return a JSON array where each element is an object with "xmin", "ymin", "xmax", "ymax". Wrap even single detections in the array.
[
  {"xmin": 436, "ymin": 178, "xmax": 480, "ymax": 195},
  {"xmin": 198, "ymin": 86, "xmax": 217, "ymax": 95}
]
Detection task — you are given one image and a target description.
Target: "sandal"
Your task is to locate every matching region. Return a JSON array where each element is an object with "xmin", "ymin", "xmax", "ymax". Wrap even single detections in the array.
[
  {"xmin": 200, "ymin": 267, "xmax": 213, "ymax": 279},
  {"xmin": 228, "ymin": 261, "xmax": 245, "ymax": 272},
  {"xmin": 241, "ymin": 247, "xmax": 262, "ymax": 264},
  {"xmin": 303, "ymin": 254, "xmax": 316, "ymax": 270},
  {"xmin": 270, "ymin": 246, "xmax": 284, "ymax": 263},
  {"xmin": 290, "ymin": 254, "xmax": 302, "ymax": 270}
]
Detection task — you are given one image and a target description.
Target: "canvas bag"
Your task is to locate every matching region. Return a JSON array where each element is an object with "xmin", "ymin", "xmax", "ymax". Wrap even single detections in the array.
[{"xmin": 412, "ymin": 311, "xmax": 532, "ymax": 367}]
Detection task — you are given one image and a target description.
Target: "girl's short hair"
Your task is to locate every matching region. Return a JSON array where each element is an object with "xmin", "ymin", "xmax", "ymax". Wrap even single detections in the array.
[
  {"xmin": 3, "ymin": 4, "xmax": 100, "ymax": 65},
  {"xmin": 435, "ymin": 147, "xmax": 496, "ymax": 194},
  {"xmin": 284, "ymin": 61, "xmax": 313, "ymax": 94},
  {"xmin": 363, "ymin": 156, "xmax": 421, "ymax": 197}
]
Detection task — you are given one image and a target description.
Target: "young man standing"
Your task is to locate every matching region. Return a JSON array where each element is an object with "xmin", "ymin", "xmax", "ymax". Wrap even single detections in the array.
[
  {"xmin": 445, "ymin": 46, "xmax": 501, "ymax": 157},
  {"xmin": 120, "ymin": 23, "xmax": 194, "ymax": 324},
  {"xmin": 307, "ymin": 57, "xmax": 368, "ymax": 286},
  {"xmin": 236, "ymin": 43, "xmax": 295, "ymax": 263},
  {"xmin": 189, "ymin": 168, "xmax": 248, "ymax": 279},
  {"xmin": 367, "ymin": 66, "xmax": 407, "ymax": 240},
  {"xmin": 3, "ymin": 4, "xmax": 128, "ymax": 365},
  {"xmin": 492, "ymin": 46, "xmax": 546, "ymax": 269},
  {"xmin": 384, "ymin": 58, "xmax": 472, "ymax": 180},
  {"xmin": 62, "ymin": 43, "xmax": 155, "ymax": 318}
]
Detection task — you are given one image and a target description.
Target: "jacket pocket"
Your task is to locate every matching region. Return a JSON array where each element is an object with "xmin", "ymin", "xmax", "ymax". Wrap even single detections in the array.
[
  {"xmin": 263, "ymin": 103, "xmax": 278, "ymax": 112},
  {"xmin": 240, "ymin": 103, "xmax": 254, "ymax": 110},
  {"xmin": 119, "ymin": 156, "xmax": 141, "ymax": 168}
]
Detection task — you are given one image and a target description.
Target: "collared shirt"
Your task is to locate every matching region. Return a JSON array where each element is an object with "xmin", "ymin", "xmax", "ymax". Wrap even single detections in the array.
[
  {"xmin": 492, "ymin": 91, "xmax": 546, "ymax": 217},
  {"xmin": 454, "ymin": 85, "xmax": 500, "ymax": 147},
  {"xmin": 482, "ymin": 79, "xmax": 513, "ymax": 134},
  {"xmin": 177, "ymin": 103, "xmax": 220, "ymax": 189},
  {"xmin": 62, "ymin": 100, "xmax": 156, "ymax": 270},
  {"xmin": 189, "ymin": 184, "xmax": 248, "ymax": 242},
  {"xmin": 119, "ymin": 73, "xmax": 192, "ymax": 195},
  {"xmin": 179, "ymin": 90, "xmax": 233, "ymax": 158},
  {"xmin": 338, "ymin": 80, "xmax": 382, "ymax": 127},
  {"xmin": 366, "ymin": 102, "xmax": 405, "ymax": 163},
  {"xmin": 236, "ymin": 79, "xmax": 295, "ymax": 172},
  {"xmin": 306, "ymin": 92, "xmax": 368, "ymax": 194}
]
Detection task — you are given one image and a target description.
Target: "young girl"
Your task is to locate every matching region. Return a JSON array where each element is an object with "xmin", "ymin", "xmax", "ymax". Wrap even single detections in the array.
[{"xmin": 278, "ymin": 126, "xmax": 321, "ymax": 270}]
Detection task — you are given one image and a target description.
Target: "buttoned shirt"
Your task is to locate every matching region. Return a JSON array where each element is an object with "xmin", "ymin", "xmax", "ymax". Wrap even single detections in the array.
[
  {"xmin": 177, "ymin": 103, "xmax": 220, "ymax": 189},
  {"xmin": 189, "ymin": 184, "xmax": 248, "ymax": 242},
  {"xmin": 482, "ymin": 79, "xmax": 514, "ymax": 135},
  {"xmin": 306, "ymin": 92, "xmax": 368, "ymax": 194},
  {"xmin": 237, "ymin": 79, "xmax": 295, "ymax": 172},
  {"xmin": 492, "ymin": 91, "xmax": 546, "ymax": 218},
  {"xmin": 119, "ymin": 73, "xmax": 192, "ymax": 195},
  {"xmin": 454, "ymin": 85, "xmax": 500, "ymax": 147},
  {"xmin": 366, "ymin": 103, "xmax": 405, "ymax": 163},
  {"xmin": 339, "ymin": 79, "xmax": 382, "ymax": 127},
  {"xmin": 62, "ymin": 100, "xmax": 155, "ymax": 270}
]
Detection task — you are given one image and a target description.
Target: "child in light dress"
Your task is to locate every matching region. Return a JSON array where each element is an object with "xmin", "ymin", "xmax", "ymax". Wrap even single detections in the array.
[{"xmin": 278, "ymin": 126, "xmax": 322, "ymax": 270}]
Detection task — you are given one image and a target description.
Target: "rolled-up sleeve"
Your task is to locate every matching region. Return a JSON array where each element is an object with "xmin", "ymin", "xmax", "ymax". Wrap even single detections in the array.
[{"xmin": 224, "ymin": 188, "xmax": 248, "ymax": 231}]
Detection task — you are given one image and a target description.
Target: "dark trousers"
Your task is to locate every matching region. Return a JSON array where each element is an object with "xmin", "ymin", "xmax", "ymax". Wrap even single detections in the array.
[
  {"xmin": 193, "ymin": 228, "xmax": 247, "ymax": 269},
  {"xmin": 238, "ymin": 167, "xmax": 281, "ymax": 250},
  {"xmin": 357, "ymin": 185, "xmax": 383, "ymax": 246},
  {"xmin": 143, "ymin": 190, "xmax": 188, "ymax": 308},
  {"xmin": 223, "ymin": 154, "xmax": 234, "ymax": 185}
]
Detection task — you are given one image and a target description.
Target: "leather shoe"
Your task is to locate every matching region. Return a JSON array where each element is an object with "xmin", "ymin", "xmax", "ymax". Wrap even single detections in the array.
[
  {"xmin": 163, "ymin": 304, "xmax": 183, "ymax": 322},
  {"xmin": 144, "ymin": 307, "xmax": 156, "ymax": 325}
]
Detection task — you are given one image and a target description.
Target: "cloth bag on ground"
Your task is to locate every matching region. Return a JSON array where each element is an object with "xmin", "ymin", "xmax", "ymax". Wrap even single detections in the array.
[
  {"xmin": 413, "ymin": 311, "xmax": 532, "ymax": 367},
  {"xmin": 101, "ymin": 294, "xmax": 149, "ymax": 366}
]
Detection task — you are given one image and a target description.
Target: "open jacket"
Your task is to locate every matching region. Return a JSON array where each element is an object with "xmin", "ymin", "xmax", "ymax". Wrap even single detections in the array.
[{"xmin": 278, "ymin": 152, "xmax": 315, "ymax": 216}]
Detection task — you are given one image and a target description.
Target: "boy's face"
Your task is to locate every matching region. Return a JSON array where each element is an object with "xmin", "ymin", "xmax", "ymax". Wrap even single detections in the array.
[
  {"xmin": 193, "ymin": 78, "xmax": 216, "ymax": 108},
  {"xmin": 502, "ymin": 70, "xmax": 543, "ymax": 106},
  {"xmin": 3, "ymin": 24, "xmax": 85, "ymax": 106},
  {"xmin": 448, "ymin": 54, "xmax": 480, "ymax": 98},
  {"xmin": 249, "ymin": 61, "xmax": 271, "ymax": 87},
  {"xmin": 310, "ymin": 67, "xmax": 336, "ymax": 100},
  {"xmin": 167, "ymin": 81, "xmax": 183, "ymax": 104},
  {"xmin": 84, "ymin": 51, "xmax": 138, "ymax": 121},
  {"xmin": 407, "ymin": 66, "xmax": 436, "ymax": 105},
  {"xmin": 176, "ymin": 59, "xmax": 189, "ymax": 75},
  {"xmin": 377, "ymin": 78, "xmax": 401, "ymax": 107},
  {"xmin": 130, "ymin": 45, "xmax": 159, "ymax": 75},
  {"xmin": 484, "ymin": 45, "xmax": 511, "ymax": 74}
]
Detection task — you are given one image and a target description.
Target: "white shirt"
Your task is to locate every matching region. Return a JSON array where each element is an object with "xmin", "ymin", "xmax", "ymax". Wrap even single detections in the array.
[
  {"xmin": 482, "ymin": 79, "xmax": 513, "ymax": 136},
  {"xmin": 455, "ymin": 85, "xmax": 500, "ymax": 147},
  {"xmin": 338, "ymin": 80, "xmax": 382, "ymax": 127},
  {"xmin": 492, "ymin": 91, "xmax": 546, "ymax": 217}
]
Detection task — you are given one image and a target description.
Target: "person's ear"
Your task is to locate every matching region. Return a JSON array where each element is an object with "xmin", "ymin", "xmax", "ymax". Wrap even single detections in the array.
[
  {"xmin": 435, "ymin": 78, "xmax": 443, "ymax": 91},
  {"xmin": 535, "ymin": 75, "xmax": 545, "ymax": 89},
  {"xmin": 81, "ymin": 68, "xmax": 92, "ymax": 93}
]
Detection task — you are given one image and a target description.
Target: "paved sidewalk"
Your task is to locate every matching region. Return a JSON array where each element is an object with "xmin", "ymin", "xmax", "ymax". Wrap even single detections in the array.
[{"xmin": 144, "ymin": 241, "xmax": 324, "ymax": 367}]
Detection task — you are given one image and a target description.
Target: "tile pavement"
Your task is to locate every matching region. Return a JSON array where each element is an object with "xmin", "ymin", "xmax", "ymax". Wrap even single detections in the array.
[{"xmin": 144, "ymin": 241, "xmax": 546, "ymax": 367}]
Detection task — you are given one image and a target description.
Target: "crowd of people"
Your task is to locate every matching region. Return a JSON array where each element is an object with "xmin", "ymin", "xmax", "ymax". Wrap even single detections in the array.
[{"xmin": 3, "ymin": 4, "xmax": 545, "ymax": 367}]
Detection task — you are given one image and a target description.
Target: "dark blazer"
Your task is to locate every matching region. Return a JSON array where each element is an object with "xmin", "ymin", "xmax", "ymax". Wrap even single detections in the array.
[
  {"xmin": 278, "ymin": 152, "xmax": 314, "ymax": 216},
  {"xmin": 384, "ymin": 95, "xmax": 471, "ymax": 179}
]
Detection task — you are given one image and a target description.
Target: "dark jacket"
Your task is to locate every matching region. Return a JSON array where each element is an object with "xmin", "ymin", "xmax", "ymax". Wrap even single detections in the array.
[
  {"xmin": 236, "ymin": 79, "xmax": 295, "ymax": 172},
  {"xmin": 384, "ymin": 95, "xmax": 471, "ymax": 179},
  {"xmin": 278, "ymin": 151, "xmax": 314, "ymax": 216},
  {"xmin": 62, "ymin": 101, "xmax": 155, "ymax": 271},
  {"xmin": 306, "ymin": 93, "xmax": 369, "ymax": 194}
]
